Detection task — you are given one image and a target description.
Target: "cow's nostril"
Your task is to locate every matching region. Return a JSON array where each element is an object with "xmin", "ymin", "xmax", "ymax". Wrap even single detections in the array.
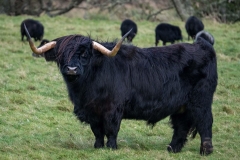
[
  {"xmin": 67, "ymin": 66, "xmax": 77, "ymax": 71},
  {"xmin": 66, "ymin": 66, "xmax": 78, "ymax": 75}
]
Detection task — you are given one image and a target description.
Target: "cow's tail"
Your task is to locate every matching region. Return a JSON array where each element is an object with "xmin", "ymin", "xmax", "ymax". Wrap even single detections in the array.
[{"xmin": 195, "ymin": 30, "xmax": 214, "ymax": 46}]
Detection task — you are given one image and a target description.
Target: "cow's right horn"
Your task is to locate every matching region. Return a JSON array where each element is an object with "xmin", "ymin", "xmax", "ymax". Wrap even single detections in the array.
[
  {"xmin": 92, "ymin": 29, "xmax": 132, "ymax": 57},
  {"xmin": 24, "ymin": 24, "xmax": 56, "ymax": 54}
]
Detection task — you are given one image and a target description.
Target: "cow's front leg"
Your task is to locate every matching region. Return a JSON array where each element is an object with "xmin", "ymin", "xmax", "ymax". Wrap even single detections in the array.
[
  {"xmin": 106, "ymin": 133, "xmax": 118, "ymax": 149},
  {"xmin": 90, "ymin": 121, "xmax": 105, "ymax": 148},
  {"xmin": 104, "ymin": 106, "xmax": 123, "ymax": 149}
]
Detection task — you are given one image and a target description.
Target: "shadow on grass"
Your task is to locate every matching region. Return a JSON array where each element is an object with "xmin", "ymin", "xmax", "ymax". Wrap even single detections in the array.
[{"xmin": 59, "ymin": 133, "xmax": 170, "ymax": 152}]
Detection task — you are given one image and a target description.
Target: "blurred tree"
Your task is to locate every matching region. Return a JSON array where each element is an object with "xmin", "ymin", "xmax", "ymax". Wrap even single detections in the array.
[
  {"xmin": 189, "ymin": 0, "xmax": 240, "ymax": 23},
  {"xmin": 0, "ymin": 0, "xmax": 173, "ymax": 21},
  {"xmin": 1, "ymin": 0, "xmax": 85, "ymax": 17},
  {"xmin": 84, "ymin": 0, "xmax": 173, "ymax": 21},
  {"xmin": 0, "ymin": 0, "xmax": 14, "ymax": 15},
  {"xmin": 0, "ymin": 0, "xmax": 239, "ymax": 23},
  {"xmin": 171, "ymin": 0, "xmax": 189, "ymax": 21}
]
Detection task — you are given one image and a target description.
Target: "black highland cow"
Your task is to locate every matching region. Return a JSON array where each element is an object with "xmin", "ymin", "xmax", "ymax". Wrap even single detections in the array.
[
  {"xmin": 120, "ymin": 19, "xmax": 137, "ymax": 43},
  {"xmin": 25, "ymin": 23, "xmax": 217, "ymax": 156},
  {"xmin": 185, "ymin": 16, "xmax": 204, "ymax": 40},
  {"xmin": 155, "ymin": 23, "xmax": 183, "ymax": 46},
  {"xmin": 21, "ymin": 19, "xmax": 44, "ymax": 41}
]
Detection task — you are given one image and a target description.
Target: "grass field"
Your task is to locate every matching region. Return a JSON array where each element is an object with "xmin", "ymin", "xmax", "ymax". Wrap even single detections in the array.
[{"xmin": 0, "ymin": 14, "xmax": 240, "ymax": 160}]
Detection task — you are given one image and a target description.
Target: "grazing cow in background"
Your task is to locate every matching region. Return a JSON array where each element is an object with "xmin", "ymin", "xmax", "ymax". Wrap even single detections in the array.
[
  {"xmin": 32, "ymin": 39, "xmax": 49, "ymax": 57},
  {"xmin": 120, "ymin": 19, "xmax": 137, "ymax": 43},
  {"xmin": 25, "ymin": 23, "xmax": 217, "ymax": 156},
  {"xmin": 185, "ymin": 16, "xmax": 204, "ymax": 40},
  {"xmin": 155, "ymin": 23, "xmax": 182, "ymax": 46},
  {"xmin": 21, "ymin": 19, "xmax": 44, "ymax": 41}
]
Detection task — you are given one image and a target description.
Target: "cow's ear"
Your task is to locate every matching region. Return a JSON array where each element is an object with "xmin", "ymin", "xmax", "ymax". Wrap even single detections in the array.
[{"xmin": 43, "ymin": 49, "xmax": 57, "ymax": 61}]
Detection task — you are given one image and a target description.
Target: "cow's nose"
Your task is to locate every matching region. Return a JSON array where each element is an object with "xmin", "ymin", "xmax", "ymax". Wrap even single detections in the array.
[{"xmin": 67, "ymin": 66, "xmax": 77, "ymax": 75}]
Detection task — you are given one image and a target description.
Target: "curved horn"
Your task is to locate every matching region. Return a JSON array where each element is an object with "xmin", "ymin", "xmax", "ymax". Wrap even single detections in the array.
[
  {"xmin": 24, "ymin": 24, "xmax": 56, "ymax": 54},
  {"xmin": 92, "ymin": 29, "xmax": 132, "ymax": 57}
]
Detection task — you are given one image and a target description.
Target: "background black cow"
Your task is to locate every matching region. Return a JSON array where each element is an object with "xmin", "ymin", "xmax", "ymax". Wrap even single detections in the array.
[
  {"xmin": 25, "ymin": 24, "xmax": 217, "ymax": 156},
  {"xmin": 185, "ymin": 16, "xmax": 204, "ymax": 40},
  {"xmin": 21, "ymin": 19, "xmax": 44, "ymax": 41},
  {"xmin": 155, "ymin": 23, "xmax": 182, "ymax": 46},
  {"xmin": 120, "ymin": 19, "xmax": 137, "ymax": 43}
]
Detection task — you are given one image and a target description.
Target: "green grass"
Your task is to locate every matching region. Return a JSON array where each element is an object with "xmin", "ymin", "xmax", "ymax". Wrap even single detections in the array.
[{"xmin": 0, "ymin": 14, "xmax": 240, "ymax": 160}]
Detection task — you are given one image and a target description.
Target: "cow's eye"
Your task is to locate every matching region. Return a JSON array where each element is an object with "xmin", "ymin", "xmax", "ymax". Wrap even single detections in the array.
[
  {"xmin": 80, "ymin": 51, "xmax": 89, "ymax": 65},
  {"xmin": 81, "ymin": 53, "xmax": 85, "ymax": 57},
  {"xmin": 81, "ymin": 51, "xmax": 87, "ymax": 58}
]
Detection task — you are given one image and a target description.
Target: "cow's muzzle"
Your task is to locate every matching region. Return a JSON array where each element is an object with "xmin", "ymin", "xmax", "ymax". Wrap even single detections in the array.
[
  {"xmin": 62, "ymin": 65, "xmax": 81, "ymax": 76},
  {"xmin": 67, "ymin": 66, "xmax": 78, "ymax": 75}
]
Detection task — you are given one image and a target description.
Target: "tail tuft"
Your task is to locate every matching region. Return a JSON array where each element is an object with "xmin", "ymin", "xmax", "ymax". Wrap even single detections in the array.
[{"xmin": 195, "ymin": 31, "xmax": 214, "ymax": 46}]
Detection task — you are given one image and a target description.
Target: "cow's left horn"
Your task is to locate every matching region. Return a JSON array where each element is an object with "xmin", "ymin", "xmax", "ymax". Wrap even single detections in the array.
[
  {"xmin": 92, "ymin": 29, "xmax": 132, "ymax": 57},
  {"xmin": 24, "ymin": 24, "xmax": 56, "ymax": 54}
]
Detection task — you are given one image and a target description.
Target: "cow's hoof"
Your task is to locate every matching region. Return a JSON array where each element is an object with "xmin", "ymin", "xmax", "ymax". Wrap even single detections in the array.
[
  {"xmin": 167, "ymin": 145, "xmax": 181, "ymax": 153},
  {"xmin": 106, "ymin": 141, "xmax": 117, "ymax": 149},
  {"xmin": 94, "ymin": 141, "xmax": 104, "ymax": 148},
  {"xmin": 200, "ymin": 138, "xmax": 213, "ymax": 155}
]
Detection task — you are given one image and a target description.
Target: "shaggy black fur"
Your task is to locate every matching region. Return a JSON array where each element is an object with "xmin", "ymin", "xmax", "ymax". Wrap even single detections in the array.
[
  {"xmin": 33, "ymin": 31, "xmax": 217, "ymax": 155},
  {"xmin": 120, "ymin": 19, "xmax": 138, "ymax": 43},
  {"xmin": 185, "ymin": 16, "xmax": 204, "ymax": 40},
  {"xmin": 21, "ymin": 19, "xmax": 44, "ymax": 41},
  {"xmin": 155, "ymin": 23, "xmax": 182, "ymax": 46}
]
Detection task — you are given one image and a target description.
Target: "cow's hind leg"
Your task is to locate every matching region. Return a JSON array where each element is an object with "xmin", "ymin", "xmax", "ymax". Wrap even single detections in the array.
[
  {"xmin": 189, "ymin": 89, "xmax": 214, "ymax": 155},
  {"xmin": 168, "ymin": 110, "xmax": 192, "ymax": 153},
  {"xmin": 193, "ymin": 107, "xmax": 213, "ymax": 155},
  {"xmin": 90, "ymin": 121, "xmax": 105, "ymax": 148}
]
